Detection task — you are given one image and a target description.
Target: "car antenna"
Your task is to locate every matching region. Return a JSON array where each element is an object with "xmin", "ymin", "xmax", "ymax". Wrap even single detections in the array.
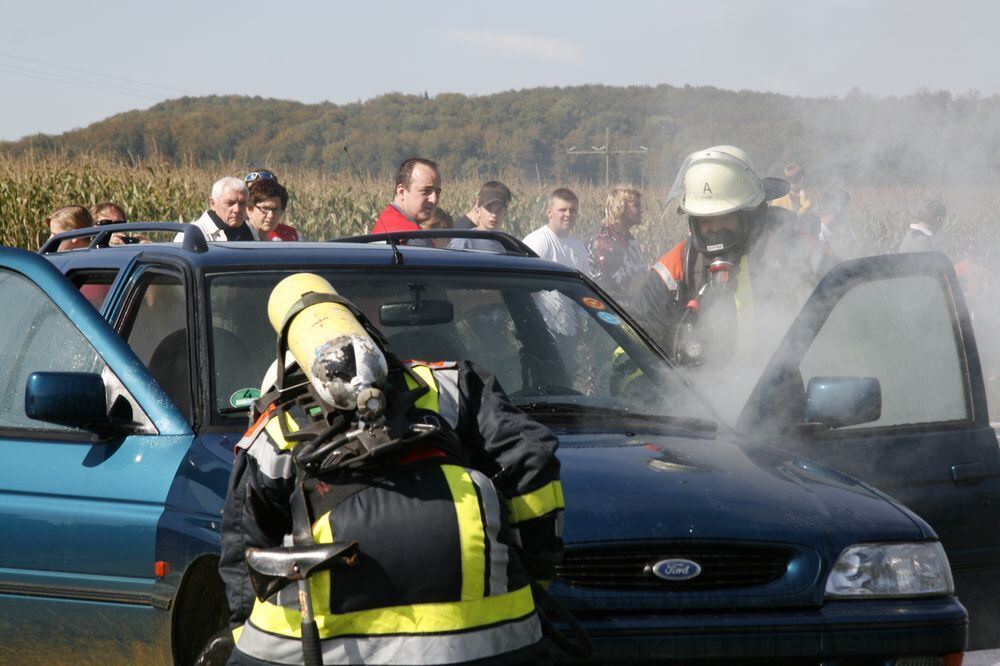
[
  {"xmin": 343, "ymin": 145, "xmax": 380, "ymax": 214},
  {"xmin": 344, "ymin": 145, "xmax": 403, "ymax": 265}
]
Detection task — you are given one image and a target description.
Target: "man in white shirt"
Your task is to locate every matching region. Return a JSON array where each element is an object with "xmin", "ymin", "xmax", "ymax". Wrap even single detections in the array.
[
  {"xmin": 523, "ymin": 188, "xmax": 590, "ymax": 274},
  {"xmin": 523, "ymin": 188, "xmax": 590, "ymax": 336}
]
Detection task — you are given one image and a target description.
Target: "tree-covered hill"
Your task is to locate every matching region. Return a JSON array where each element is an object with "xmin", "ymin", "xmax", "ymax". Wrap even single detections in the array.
[{"xmin": 3, "ymin": 84, "xmax": 996, "ymax": 188}]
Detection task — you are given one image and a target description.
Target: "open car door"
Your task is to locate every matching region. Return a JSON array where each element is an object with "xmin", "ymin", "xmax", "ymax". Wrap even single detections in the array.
[
  {"xmin": 738, "ymin": 251, "xmax": 1000, "ymax": 648},
  {"xmin": 0, "ymin": 247, "xmax": 192, "ymax": 661}
]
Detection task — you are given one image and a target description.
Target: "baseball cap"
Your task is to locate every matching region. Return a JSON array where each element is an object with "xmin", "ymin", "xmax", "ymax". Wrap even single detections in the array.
[{"xmin": 477, "ymin": 182, "xmax": 512, "ymax": 208}]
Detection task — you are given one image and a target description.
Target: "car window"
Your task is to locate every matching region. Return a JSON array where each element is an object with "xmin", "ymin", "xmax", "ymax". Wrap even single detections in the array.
[
  {"xmin": 121, "ymin": 271, "xmax": 192, "ymax": 422},
  {"xmin": 67, "ymin": 269, "xmax": 118, "ymax": 311},
  {"xmin": 0, "ymin": 268, "xmax": 109, "ymax": 433},
  {"xmin": 206, "ymin": 269, "xmax": 711, "ymax": 426},
  {"xmin": 799, "ymin": 274, "xmax": 969, "ymax": 428}
]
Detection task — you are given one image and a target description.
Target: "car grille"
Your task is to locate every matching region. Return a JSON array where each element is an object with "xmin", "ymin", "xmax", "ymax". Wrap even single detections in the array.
[{"xmin": 556, "ymin": 543, "xmax": 792, "ymax": 590}]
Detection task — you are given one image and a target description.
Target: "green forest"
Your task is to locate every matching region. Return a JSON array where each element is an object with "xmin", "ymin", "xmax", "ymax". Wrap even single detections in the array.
[{"xmin": 2, "ymin": 84, "xmax": 995, "ymax": 188}]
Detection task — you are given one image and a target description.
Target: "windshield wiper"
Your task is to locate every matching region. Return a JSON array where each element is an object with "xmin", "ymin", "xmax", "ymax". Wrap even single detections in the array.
[{"xmin": 518, "ymin": 402, "xmax": 717, "ymax": 433}]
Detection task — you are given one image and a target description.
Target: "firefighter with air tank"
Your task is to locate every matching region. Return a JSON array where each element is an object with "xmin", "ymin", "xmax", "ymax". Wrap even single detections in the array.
[
  {"xmin": 215, "ymin": 274, "xmax": 565, "ymax": 665},
  {"xmin": 634, "ymin": 145, "xmax": 827, "ymax": 370}
]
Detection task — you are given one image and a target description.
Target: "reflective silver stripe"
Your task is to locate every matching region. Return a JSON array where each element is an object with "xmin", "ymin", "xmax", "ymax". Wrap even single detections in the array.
[
  {"xmin": 236, "ymin": 613, "xmax": 540, "ymax": 665},
  {"xmin": 432, "ymin": 367, "xmax": 461, "ymax": 428},
  {"xmin": 234, "ymin": 433, "xmax": 255, "ymax": 452},
  {"xmin": 652, "ymin": 261, "xmax": 678, "ymax": 292},
  {"xmin": 468, "ymin": 469, "xmax": 509, "ymax": 596},
  {"xmin": 245, "ymin": 428, "xmax": 294, "ymax": 481}
]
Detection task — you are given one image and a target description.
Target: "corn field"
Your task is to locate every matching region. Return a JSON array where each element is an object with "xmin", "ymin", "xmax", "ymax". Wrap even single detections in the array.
[{"xmin": 0, "ymin": 153, "xmax": 995, "ymax": 263}]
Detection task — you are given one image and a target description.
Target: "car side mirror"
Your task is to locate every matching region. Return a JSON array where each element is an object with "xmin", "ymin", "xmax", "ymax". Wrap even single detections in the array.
[
  {"xmin": 804, "ymin": 376, "xmax": 881, "ymax": 429},
  {"xmin": 379, "ymin": 300, "xmax": 454, "ymax": 326},
  {"xmin": 24, "ymin": 372, "xmax": 116, "ymax": 436}
]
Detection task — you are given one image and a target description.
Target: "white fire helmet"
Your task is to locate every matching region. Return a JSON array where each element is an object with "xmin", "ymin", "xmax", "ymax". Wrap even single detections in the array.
[
  {"xmin": 267, "ymin": 273, "xmax": 388, "ymax": 411},
  {"xmin": 668, "ymin": 147, "xmax": 766, "ymax": 217},
  {"xmin": 705, "ymin": 145, "xmax": 753, "ymax": 169}
]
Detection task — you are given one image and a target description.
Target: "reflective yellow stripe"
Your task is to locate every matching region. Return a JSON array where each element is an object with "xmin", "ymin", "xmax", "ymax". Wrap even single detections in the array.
[
  {"xmin": 250, "ymin": 584, "xmax": 535, "ymax": 639},
  {"xmin": 311, "ymin": 511, "xmax": 333, "ymax": 624},
  {"xmin": 404, "ymin": 364, "xmax": 440, "ymax": 413},
  {"xmin": 507, "ymin": 480, "xmax": 565, "ymax": 524},
  {"xmin": 250, "ymin": 512, "xmax": 334, "ymax": 636},
  {"xmin": 263, "ymin": 410, "xmax": 300, "ymax": 451},
  {"xmin": 441, "ymin": 465, "xmax": 486, "ymax": 601},
  {"xmin": 232, "ymin": 625, "xmax": 243, "ymax": 643}
]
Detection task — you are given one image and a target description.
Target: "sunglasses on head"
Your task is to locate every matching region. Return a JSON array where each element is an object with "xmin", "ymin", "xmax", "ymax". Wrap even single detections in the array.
[{"xmin": 245, "ymin": 170, "xmax": 276, "ymax": 183}]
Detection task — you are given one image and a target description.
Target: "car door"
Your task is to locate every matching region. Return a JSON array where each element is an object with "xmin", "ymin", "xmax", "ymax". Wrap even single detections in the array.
[
  {"xmin": 738, "ymin": 251, "xmax": 1000, "ymax": 646},
  {"xmin": 0, "ymin": 247, "xmax": 192, "ymax": 660}
]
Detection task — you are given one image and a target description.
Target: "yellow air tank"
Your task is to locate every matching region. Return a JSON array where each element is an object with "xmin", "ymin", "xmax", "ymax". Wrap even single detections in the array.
[{"xmin": 267, "ymin": 273, "xmax": 387, "ymax": 409}]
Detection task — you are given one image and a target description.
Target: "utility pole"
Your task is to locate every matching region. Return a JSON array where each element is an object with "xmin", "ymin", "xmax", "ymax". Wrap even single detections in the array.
[{"xmin": 567, "ymin": 127, "xmax": 648, "ymax": 187}]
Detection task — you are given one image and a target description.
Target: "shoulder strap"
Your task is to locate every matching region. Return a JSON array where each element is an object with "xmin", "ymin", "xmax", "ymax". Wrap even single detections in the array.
[{"xmin": 686, "ymin": 241, "xmax": 705, "ymax": 299}]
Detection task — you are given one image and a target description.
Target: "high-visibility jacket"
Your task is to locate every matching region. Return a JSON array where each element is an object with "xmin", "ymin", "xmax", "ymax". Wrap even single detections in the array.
[{"xmin": 219, "ymin": 359, "xmax": 564, "ymax": 665}]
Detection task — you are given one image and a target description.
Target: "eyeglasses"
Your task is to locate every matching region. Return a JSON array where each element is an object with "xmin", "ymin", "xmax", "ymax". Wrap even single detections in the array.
[
  {"xmin": 254, "ymin": 205, "xmax": 284, "ymax": 216},
  {"xmin": 245, "ymin": 170, "xmax": 277, "ymax": 183},
  {"xmin": 96, "ymin": 218, "xmax": 127, "ymax": 226}
]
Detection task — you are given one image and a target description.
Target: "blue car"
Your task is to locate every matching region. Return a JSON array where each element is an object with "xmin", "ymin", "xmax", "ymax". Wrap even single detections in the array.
[{"xmin": 0, "ymin": 223, "xmax": 988, "ymax": 663}]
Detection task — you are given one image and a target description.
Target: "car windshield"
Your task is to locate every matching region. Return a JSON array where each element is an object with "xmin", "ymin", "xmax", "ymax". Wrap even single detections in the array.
[{"xmin": 207, "ymin": 268, "xmax": 715, "ymax": 431}]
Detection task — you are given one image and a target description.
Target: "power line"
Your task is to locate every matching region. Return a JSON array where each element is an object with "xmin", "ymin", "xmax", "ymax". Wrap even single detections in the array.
[
  {"xmin": 567, "ymin": 127, "xmax": 648, "ymax": 187},
  {"xmin": 0, "ymin": 64, "xmax": 164, "ymax": 101},
  {"xmin": 0, "ymin": 52, "xmax": 196, "ymax": 97}
]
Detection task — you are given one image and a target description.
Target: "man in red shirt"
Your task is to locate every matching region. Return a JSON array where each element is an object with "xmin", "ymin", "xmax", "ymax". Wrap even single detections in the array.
[
  {"xmin": 372, "ymin": 158, "xmax": 441, "ymax": 236},
  {"xmin": 248, "ymin": 179, "xmax": 300, "ymax": 241}
]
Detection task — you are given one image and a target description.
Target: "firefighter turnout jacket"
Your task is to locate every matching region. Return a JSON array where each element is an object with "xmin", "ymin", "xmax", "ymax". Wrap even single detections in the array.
[
  {"xmin": 633, "ymin": 206, "xmax": 831, "ymax": 360},
  {"xmin": 219, "ymin": 359, "xmax": 564, "ymax": 665}
]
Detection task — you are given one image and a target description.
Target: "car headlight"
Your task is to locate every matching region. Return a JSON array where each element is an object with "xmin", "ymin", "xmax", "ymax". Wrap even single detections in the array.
[{"xmin": 825, "ymin": 542, "xmax": 954, "ymax": 598}]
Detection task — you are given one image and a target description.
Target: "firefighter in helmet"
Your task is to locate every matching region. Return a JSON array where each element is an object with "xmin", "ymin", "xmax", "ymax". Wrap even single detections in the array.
[
  {"xmin": 634, "ymin": 145, "xmax": 816, "ymax": 369},
  {"xmin": 216, "ymin": 274, "xmax": 564, "ymax": 665}
]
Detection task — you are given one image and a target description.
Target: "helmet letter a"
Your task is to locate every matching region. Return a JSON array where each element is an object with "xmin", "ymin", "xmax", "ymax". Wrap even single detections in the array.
[{"xmin": 703, "ymin": 182, "xmax": 713, "ymax": 195}]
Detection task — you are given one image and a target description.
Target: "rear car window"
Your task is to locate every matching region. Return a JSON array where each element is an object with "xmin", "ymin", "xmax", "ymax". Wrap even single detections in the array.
[{"xmin": 67, "ymin": 269, "xmax": 119, "ymax": 311}]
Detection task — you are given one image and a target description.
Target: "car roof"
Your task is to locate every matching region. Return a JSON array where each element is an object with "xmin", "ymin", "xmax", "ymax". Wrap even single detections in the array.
[{"xmin": 43, "ymin": 240, "xmax": 583, "ymax": 276}]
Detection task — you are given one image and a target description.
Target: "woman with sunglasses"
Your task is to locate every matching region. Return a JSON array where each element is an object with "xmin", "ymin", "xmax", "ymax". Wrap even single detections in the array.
[{"xmin": 92, "ymin": 201, "xmax": 144, "ymax": 245}]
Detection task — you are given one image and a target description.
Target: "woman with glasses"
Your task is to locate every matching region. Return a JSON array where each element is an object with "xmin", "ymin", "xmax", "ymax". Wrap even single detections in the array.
[{"xmin": 247, "ymin": 178, "xmax": 299, "ymax": 241}]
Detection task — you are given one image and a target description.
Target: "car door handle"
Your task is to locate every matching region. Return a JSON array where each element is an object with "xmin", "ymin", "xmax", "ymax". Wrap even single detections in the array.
[{"xmin": 951, "ymin": 462, "xmax": 986, "ymax": 485}]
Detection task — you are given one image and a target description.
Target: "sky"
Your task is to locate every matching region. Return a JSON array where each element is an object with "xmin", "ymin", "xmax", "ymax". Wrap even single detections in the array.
[{"xmin": 0, "ymin": 0, "xmax": 997, "ymax": 142}]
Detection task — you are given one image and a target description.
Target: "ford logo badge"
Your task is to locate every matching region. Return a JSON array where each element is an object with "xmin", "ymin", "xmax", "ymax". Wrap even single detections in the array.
[{"xmin": 649, "ymin": 558, "xmax": 702, "ymax": 581}]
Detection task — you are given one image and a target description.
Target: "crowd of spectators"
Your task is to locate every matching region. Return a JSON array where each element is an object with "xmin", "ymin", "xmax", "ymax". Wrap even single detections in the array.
[{"xmin": 41, "ymin": 155, "xmax": 966, "ymax": 316}]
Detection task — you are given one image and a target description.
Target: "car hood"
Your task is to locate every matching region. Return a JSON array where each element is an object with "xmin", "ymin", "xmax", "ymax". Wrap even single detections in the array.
[{"xmin": 557, "ymin": 431, "xmax": 932, "ymax": 550}]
